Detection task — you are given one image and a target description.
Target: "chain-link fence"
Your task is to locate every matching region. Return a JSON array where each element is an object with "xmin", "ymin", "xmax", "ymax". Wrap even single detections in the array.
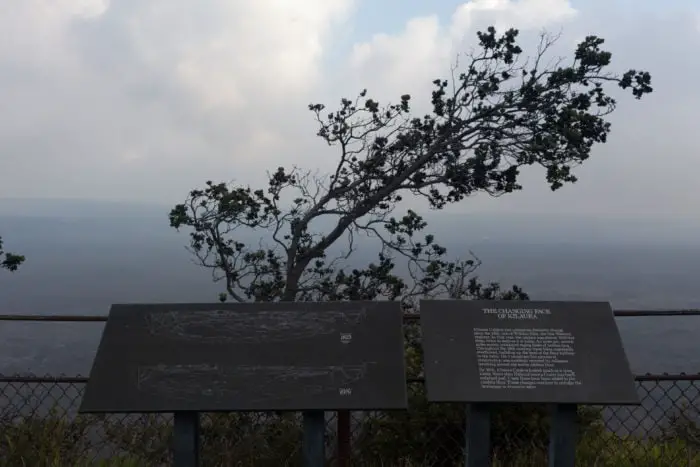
[{"xmin": 1, "ymin": 373, "xmax": 699, "ymax": 466}]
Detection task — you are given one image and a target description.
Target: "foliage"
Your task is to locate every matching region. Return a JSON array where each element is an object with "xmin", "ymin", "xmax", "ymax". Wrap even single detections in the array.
[
  {"xmin": 574, "ymin": 429, "xmax": 700, "ymax": 467},
  {"xmin": 354, "ymin": 385, "xmax": 605, "ymax": 465},
  {"xmin": 0, "ymin": 409, "xmax": 303, "ymax": 466},
  {"xmin": 170, "ymin": 27, "xmax": 651, "ymax": 305},
  {"xmin": 2, "ymin": 401, "xmax": 699, "ymax": 466},
  {"xmin": 0, "ymin": 406, "xmax": 97, "ymax": 466},
  {"xmin": 660, "ymin": 399, "xmax": 700, "ymax": 449},
  {"xmin": 101, "ymin": 412, "xmax": 303, "ymax": 466},
  {"xmin": 0, "ymin": 235, "xmax": 24, "ymax": 272}
]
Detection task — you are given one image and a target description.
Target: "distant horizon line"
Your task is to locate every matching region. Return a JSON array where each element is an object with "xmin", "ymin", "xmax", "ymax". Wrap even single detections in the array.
[{"xmin": 0, "ymin": 196, "xmax": 698, "ymax": 225}]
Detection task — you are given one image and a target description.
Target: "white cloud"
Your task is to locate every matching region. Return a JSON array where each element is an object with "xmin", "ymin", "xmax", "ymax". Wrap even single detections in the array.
[
  {"xmin": 348, "ymin": 0, "xmax": 578, "ymax": 103},
  {"xmin": 0, "ymin": 0, "xmax": 698, "ymax": 221},
  {"xmin": 349, "ymin": 16, "xmax": 449, "ymax": 101},
  {"xmin": 126, "ymin": 0, "xmax": 354, "ymax": 112},
  {"xmin": 0, "ymin": 0, "xmax": 354, "ymax": 202},
  {"xmin": 0, "ymin": 3, "xmax": 91, "ymax": 69},
  {"xmin": 450, "ymin": 0, "xmax": 577, "ymax": 34}
]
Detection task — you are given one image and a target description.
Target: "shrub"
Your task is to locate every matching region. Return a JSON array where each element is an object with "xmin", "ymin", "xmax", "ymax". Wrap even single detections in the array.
[
  {"xmin": 1, "ymin": 397, "xmax": 699, "ymax": 466},
  {"xmin": 0, "ymin": 407, "xmax": 98, "ymax": 466},
  {"xmin": 353, "ymin": 386, "xmax": 605, "ymax": 466},
  {"xmin": 101, "ymin": 412, "xmax": 304, "ymax": 466}
]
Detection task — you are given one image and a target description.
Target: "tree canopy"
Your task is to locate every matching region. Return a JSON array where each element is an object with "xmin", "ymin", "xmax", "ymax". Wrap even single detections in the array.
[
  {"xmin": 0, "ymin": 236, "xmax": 24, "ymax": 272},
  {"xmin": 170, "ymin": 28, "xmax": 652, "ymax": 305}
]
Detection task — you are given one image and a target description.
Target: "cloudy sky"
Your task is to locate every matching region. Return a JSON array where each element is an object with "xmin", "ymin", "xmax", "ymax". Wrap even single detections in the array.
[{"xmin": 1, "ymin": 0, "xmax": 698, "ymax": 220}]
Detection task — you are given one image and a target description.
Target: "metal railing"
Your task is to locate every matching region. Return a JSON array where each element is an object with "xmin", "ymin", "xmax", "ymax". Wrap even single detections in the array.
[{"xmin": 3, "ymin": 308, "xmax": 700, "ymax": 322}]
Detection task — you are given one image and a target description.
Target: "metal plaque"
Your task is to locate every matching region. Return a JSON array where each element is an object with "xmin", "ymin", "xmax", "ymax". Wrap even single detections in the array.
[
  {"xmin": 420, "ymin": 300, "xmax": 638, "ymax": 405},
  {"xmin": 80, "ymin": 301, "xmax": 407, "ymax": 413}
]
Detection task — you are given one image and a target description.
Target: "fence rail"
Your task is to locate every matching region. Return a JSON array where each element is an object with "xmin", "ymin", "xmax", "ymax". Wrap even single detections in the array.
[
  {"xmin": 2, "ymin": 309, "xmax": 700, "ymax": 322},
  {"xmin": 2, "ymin": 373, "xmax": 700, "ymax": 384},
  {"xmin": 1, "ymin": 310, "xmax": 700, "ymax": 466}
]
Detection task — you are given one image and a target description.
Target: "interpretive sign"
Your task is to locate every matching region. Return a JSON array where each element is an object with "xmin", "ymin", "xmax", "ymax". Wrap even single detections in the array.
[
  {"xmin": 80, "ymin": 301, "xmax": 407, "ymax": 413},
  {"xmin": 420, "ymin": 300, "xmax": 638, "ymax": 404}
]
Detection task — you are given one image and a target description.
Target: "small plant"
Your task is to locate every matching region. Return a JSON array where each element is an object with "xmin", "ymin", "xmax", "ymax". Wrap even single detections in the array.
[
  {"xmin": 661, "ymin": 399, "xmax": 700, "ymax": 449},
  {"xmin": 0, "ymin": 407, "xmax": 96, "ymax": 466}
]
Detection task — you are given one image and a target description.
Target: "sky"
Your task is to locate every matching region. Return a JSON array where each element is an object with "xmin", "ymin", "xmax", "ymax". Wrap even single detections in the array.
[{"xmin": 1, "ymin": 0, "xmax": 699, "ymax": 221}]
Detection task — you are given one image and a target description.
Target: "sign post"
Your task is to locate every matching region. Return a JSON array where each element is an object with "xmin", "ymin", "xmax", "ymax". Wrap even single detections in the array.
[
  {"xmin": 419, "ymin": 300, "xmax": 639, "ymax": 467},
  {"xmin": 303, "ymin": 410, "xmax": 326, "ymax": 467},
  {"xmin": 465, "ymin": 403, "xmax": 491, "ymax": 467},
  {"xmin": 548, "ymin": 404, "xmax": 577, "ymax": 467},
  {"xmin": 173, "ymin": 411, "xmax": 200, "ymax": 467}
]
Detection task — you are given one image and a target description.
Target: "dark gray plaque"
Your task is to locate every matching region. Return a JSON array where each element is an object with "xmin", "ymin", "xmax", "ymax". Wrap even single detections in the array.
[
  {"xmin": 420, "ymin": 300, "xmax": 638, "ymax": 405},
  {"xmin": 80, "ymin": 301, "xmax": 407, "ymax": 413}
]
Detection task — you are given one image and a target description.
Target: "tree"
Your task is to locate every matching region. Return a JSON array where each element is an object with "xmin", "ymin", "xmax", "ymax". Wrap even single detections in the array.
[
  {"xmin": 169, "ymin": 28, "xmax": 652, "ymax": 305},
  {"xmin": 0, "ymin": 236, "xmax": 24, "ymax": 272}
]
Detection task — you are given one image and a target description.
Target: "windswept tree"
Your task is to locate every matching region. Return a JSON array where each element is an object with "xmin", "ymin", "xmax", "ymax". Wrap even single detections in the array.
[
  {"xmin": 0, "ymin": 236, "xmax": 24, "ymax": 272},
  {"xmin": 170, "ymin": 28, "xmax": 652, "ymax": 305}
]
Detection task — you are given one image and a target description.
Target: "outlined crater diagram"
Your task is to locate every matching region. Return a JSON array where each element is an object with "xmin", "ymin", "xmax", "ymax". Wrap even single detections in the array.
[
  {"xmin": 144, "ymin": 308, "xmax": 367, "ymax": 344},
  {"xmin": 135, "ymin": 363, "xmax": 372, "ymax": 403}
]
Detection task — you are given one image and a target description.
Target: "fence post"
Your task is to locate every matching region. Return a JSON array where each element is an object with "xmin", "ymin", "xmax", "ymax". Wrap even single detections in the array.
[
  {"xmin": 465, "ymin": 403, "xmax": 491, "ymax": 467},
  {"xmin": 303, "ymin": 410, "xmax": 326, "ymax": 467},
  {"xmin": 548, "ymin": 404, "xmax": 577, "ymax": 467},
  {"xmin": 173, "ymin": 411, "xmax": 200, "ymax": 467}
]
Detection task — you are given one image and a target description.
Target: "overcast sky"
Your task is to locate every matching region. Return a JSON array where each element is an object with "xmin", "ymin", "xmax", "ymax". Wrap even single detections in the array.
[{"xmin": 1, "ymin": 0, "xmax": 698, "ymax": 221}]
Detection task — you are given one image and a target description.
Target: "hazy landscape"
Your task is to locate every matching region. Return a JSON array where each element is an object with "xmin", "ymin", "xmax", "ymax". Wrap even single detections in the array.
[{"xmin": 1, "ymin": 198, "xmax": 699, "ymax": 378}]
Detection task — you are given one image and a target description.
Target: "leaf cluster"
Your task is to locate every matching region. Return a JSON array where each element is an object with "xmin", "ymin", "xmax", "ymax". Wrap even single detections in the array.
[{"xmin": 0, "ymin": 235, "xmax": 24, "ymax": 272}]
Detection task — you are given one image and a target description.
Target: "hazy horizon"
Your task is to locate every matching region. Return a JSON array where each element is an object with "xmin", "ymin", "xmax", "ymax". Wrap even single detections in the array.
[{"xmin": 1, "ymin": 198, "xmax": 699, "ymax": 378}]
